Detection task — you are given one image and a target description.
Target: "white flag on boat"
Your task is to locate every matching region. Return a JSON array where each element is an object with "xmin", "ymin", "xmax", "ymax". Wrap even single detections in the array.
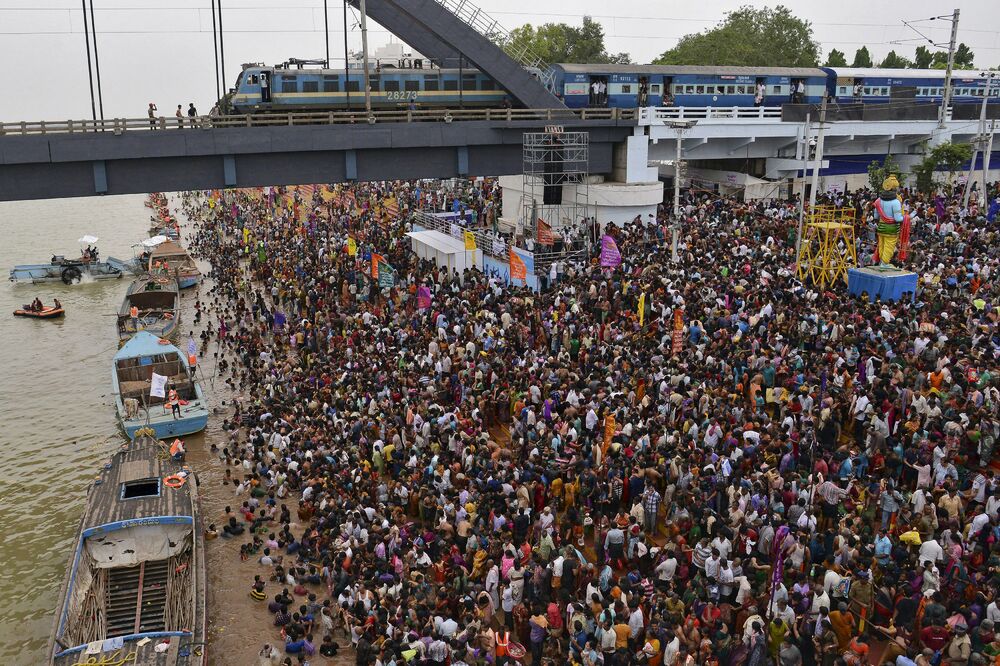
[{"xmin": 150, "ymin": 372, "xmax": 168, "ymax": 398}]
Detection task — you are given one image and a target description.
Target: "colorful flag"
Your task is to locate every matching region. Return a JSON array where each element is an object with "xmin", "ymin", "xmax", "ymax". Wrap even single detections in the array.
[
  {"xmin": 464, "ymin": 231, "xmax": 477, "ymax": 251},
  {"xmin": 417, "ymin": 286, "xmax": 432, "ymax": 309},
  {"xmin": 637, "ymin": 292, "xmax": 646, "ymax": 327},
  {"xmin": 672, "ymin": 308, "xmax": 684, "ymax": 354},
  {"xmin": 347, "ymin": 237, "xmax": 357, "ymax": 256},
  {"xmin": 371, "ymin": 253, "xmax": 383, "ymax": 278},
  {"xmin": 378, "ymin": 261, "xmax": 395, "ymax": 288},
  {"xmin": 537, "ymin": 218, "xmax": 555, "ymax": 245},
  {"xmin": 510, "ymin": 248, "xmax": 527, "ymax": 280},
  {"xmin": 600, "ymin": 234, "xmax": 621, "ymax": 268},
  {"xmin": 602, "ymin": 414, "xmax": 616, "ymax": 457}
]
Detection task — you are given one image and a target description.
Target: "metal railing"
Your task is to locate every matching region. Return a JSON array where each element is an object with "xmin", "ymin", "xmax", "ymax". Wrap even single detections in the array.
[
  {"xmin": 0, "ymin": 107, "xmax": 635, "ymax": 136},
  {"xmin": 433, "ymin": 0, "xmax": 554, "ymax": 89},
  {"xmin": 637, "ymin": 106, "xmax": 785, "ymax": 124}
]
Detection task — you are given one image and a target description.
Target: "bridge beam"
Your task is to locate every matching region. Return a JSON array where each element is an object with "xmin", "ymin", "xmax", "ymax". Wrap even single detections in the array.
[{"xmin": 0, "ymin": 120, "xmax": 631, "ymax": 202}]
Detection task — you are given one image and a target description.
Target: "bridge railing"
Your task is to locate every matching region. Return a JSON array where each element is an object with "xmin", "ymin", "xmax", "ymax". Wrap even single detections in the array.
[
  {"xmin": 0, "ymin": 107, "xmax": 636, "ymax": 136},
  {"xmin": 637, "ymin": 106, "xmax": 784, "ymax": 124}
]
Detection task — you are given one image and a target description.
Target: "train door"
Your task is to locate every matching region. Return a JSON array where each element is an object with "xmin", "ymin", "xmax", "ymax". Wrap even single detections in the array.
[
  {"xmin": 589, "ymin": 75, "xmax": 608, "ymax": 107},
  {"xmin": 638, "ymin": 76, "xmax": 649, "ymax": 106},
  {"xmin": 260, "ymin": 70, "xmax": 272, "ymax": 103},
  {"xmin": 754, "ymin": 77, "xmax": 766, "ymax": 106},
  {"xmin": 656, "ymin": 76, "xmax": 671, "ymax": 106}
]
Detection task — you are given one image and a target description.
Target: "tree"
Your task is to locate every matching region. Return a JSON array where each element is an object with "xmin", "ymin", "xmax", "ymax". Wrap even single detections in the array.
[
  {"xmin": 824, "ymin": 49, "xmax": 847, "ymax": 67},
  {"xmin": 867, "ymin": 155, "xmax": 906, "ymax": 192},
  {"xmin": 879, "ymin": 51, "xmax": 912, "ymax": 69},
  {"xmin": 653, "ymin": 5, "xmax": 818, "ymax": 67},
  {"xmin": 913, "ymin": 46, "xmax": 934, "ymax": 69},
  {"xmin": 851, "ymin": 47, "xmax": 873, "ymax": 68},
  {"xmin": 955, "ymin": 43, "xmax": 975, "ymax": 69},
  {"xmin": 506, "ymin": 16, "xmax": 631, "ymax": 65},
  {"xmin": 912, "ymin": 141, "xmax": 973, "ymax": 194}
]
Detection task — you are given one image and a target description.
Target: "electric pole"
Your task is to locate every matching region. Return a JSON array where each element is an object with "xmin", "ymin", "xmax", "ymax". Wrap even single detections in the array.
[
  {"xmin": 961, "ymin": 72, "xmax": 995, "ymax": 211},
  {"xmin": 808, "ymin": 96, "xmax": 829, "ymax": 214},
  {"xmin": 359, "ymin": 0, "xmax": 373, "ymax": 115},
  {"xmin": 938, "ymin": 8, "xmax": 960, "ymax": 128},
  {"xmin": 795, "ymin": 112, "xmax": 812, "ymax": 258}
]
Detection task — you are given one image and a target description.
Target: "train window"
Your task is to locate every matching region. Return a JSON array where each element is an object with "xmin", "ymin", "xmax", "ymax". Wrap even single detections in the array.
[
  {"xmin": 695, "ymin": 85, "xmax": 704, "ymax": 94},
  {"xmin": 724, "ymin": 86, "xmax": 733, "ymax": 94},
  {"xmin": 369, "ymin": 75, "xmax": 380, "ymax": 91},
  {"xmin": 838, "ymin": 86, "xmax": 847, "ymax": 95},
  {"xmin": 346, "ymin": 79, "xmax": 360, "ymax": 92},
  {"xmin": 302, "ymin": 80, "xmax": 319, "ymax": 93},
  {"xmin": 462, "ymin": 75, "xmax": 477, "ymax": 90},
  {"xmin": 443, "ymin": 79, "xmax": 459, "ymax": 91},
  {"xmin": 323, "ymin": 76, "xmax": 340, "ymax": 93},
  {"xmin": 480, "ymin": 79, "xmax": 495, "ymax": 91},
  {"xmin": 685, "ymin": 85, "xmax": 694, "ymax": 94},
  {"xmin": 650, "ymin": 84, "xmax": 660, "ymax": 93},
  {"xmin": 383, "ymin": 80, "xmax": 400, "ymax": 92},
  {"xmin": 716, "ymin": 86, "xmax": 724, "ymax": 95},
  {"xmin": 404, "ymin": 79, "xmax": 420, "ymax": 92},
  {"xmin": 621, "ymin": 84, "xmax": 632, "ymax": 94},
  {"xmin": 250, "ymin": 74, "xmax": 259, "ymax": 85},
  {"xmin": 772, "ymin": 85, "xmax": 781, "ymax": 94},
  {"xmin": 424, "ymin": 78, "xmax": 440, "ymax": 91},
  {"xmin": 281, "ymin": 77, "xmax": 298, "ymax": 93}
]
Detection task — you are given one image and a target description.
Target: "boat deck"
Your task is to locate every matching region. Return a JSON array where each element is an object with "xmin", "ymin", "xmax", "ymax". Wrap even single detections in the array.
[
  {"xmin": 80, "ymin": 436, "xmax": 193, "ymax": 533},
  {"xmin": 53, "ymin": 634, "xmax": 202, "ymax": 666}
]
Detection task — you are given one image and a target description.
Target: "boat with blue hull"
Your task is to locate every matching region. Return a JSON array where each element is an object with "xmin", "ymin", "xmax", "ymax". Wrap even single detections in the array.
[
  {"xmin": 148, "ymin": 241, "xmax": 201, "ymax": 289},
  {"xmin": 48, "ymin": 433, "xmax": 206, "ymax": 665},
  {"xmin": 112, "ymin": 332, "xmax": 209, "ymax": 439},
  {"xmin": 9, "ymin": 255, "xmax": 132, "ymax": 284},
  {"xmin": 117, "ymin": 275, "xmax": 181, "ymax": 343}
]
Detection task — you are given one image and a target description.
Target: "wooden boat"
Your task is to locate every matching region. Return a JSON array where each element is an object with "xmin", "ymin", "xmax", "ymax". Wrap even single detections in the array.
[
  {"xmin": 9, "ymin": 256, "xmax": 126, "ymax": 284},
  {"xmin": 13, "ymin": 305, "xmax": 65, "ymax": 318},
  {"xmin": 117, "ymin": 275, "xmax": 180, "ymax": 342},
  {"xmin": 148, "ymin": 241, "xmax": 200, "ymax": 289},
  {"xmin": 112, "ymin": 332, "xmax": 209, "ymax": 439},
  {"xmin": 48, "ymin": 433, "xmax": 206, "ymax": 665}
]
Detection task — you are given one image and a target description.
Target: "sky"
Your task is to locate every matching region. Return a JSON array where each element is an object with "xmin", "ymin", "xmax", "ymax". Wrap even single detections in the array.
[{"xmin": 0, "ymin": 0, "xmax": 997, "ymax": 120}]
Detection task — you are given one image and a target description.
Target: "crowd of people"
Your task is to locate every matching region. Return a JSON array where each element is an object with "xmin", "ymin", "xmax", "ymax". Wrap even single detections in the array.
[{"xmin": 178, "ymin": 175, "xmax": 1000, "ymax": 666}]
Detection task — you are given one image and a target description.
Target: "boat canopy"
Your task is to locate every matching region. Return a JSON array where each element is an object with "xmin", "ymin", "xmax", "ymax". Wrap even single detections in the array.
[
  {"xmin": 143, "ymin": 235, "xmax": 168, "ymax": 248},
  {"xmin": 114, "ymin": 331, "xmax": 181, "ymax": 360},
  {"xmin": 78, "ymin": 234, "xmax": 99, "ymax": 244}
]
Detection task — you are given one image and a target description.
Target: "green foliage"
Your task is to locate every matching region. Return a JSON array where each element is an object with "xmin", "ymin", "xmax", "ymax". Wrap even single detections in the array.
[
  {"xmin": 913, "ymin": 141, "xmax": 974, "ymax": 194},
  {"xmin": 867, "ymin": 155, "xmax": 906, "ymax": 192},
  {"xmin": 824, "ymin": 49, "xmax": 847, "ymax": 67},
  {"xmin": 851, "ymin": 47, "xmax": 873, "ymax": 68},
  {"xmin": 653, "ymin": 5, "xmax": 818, "ymax": 67},
  {"xmin": 955, "ymin": 43, "xmax": 975, "ymax": 69},
  {"xmin": 879, "ymin": 51, "xmax": 912, "ymax": 69},
  {"xmin": 507, "ymin": 16, "xmax": 630, "ymax": 65},
  {"xmin": 913, "ymin": 46, "xmax": 933, "ymax": 69}
]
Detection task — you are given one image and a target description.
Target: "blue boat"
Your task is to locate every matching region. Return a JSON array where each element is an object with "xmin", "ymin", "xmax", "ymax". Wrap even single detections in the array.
[
  {"xmin": 117, "ymin": 275, "xmax": 180, "ymax": 343},
  {"xmin": 9, "ymin": 256, "xmax": 126, "ymax": 284},
  {"xmin": 112, "ymin": 332, "xmax": 208, "ymax": 439},
  {"xmin": 48, "ymin": 434, "xmax": 206, "ymax": 665}
]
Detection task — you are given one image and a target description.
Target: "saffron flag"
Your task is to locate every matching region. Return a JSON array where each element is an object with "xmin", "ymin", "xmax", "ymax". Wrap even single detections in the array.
[
  {"xmin": 150, "ymin": 372, "xmax": 168, "ymax": 399},
  {"xmin": 417, "ymin": 286, "xmax": 432, "ymax": 309},
  {"xmin": 672, "ymin": 308, "xmax": 684, "ymax": 354},
  {"xmin": 510, "ymin": 248, "xmax": 527, "ymax": 280},
  {"xmin": 602, "ymin": 414, "xmax": 616, "ymax": 457},
  {"xmin": 537, "ymin": 218, "xmax": 555, "ymax": 245},
  {"xmin": 464, "ymin": 231, "xmax": 477, "ymax": 251},
  {"xmin": 371, "ymin": 253, "xmax": 383, "ymax": 278},
  {"xmin": 637, "ymin": 292, "xmax": 646, "ymax": 327},
  {"xmin": 600, "ymin": 234, "xmax": 622, "ymax": 268},
  {"xmin": 347, "ymin": 237, "xmax": 357, "ymax": 256}
]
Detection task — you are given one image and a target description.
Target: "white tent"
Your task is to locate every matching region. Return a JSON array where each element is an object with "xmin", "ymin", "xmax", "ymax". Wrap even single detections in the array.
[
  {"xmin": 78, "ymin": 235, "xmax": 99, "ymax": 244},
  {"xmin": 405, "ymin": 230, "xmax": 476, "ymax": 282},
  {"xmin": 142, "ymin": 235, "xmax": 168, "ymax": 248}
]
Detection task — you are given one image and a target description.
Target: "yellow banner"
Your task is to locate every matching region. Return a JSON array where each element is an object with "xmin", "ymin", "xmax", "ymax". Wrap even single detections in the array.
[{"xmin": 464, "ymin": 231, "xmax": 477, "ymax": 251}]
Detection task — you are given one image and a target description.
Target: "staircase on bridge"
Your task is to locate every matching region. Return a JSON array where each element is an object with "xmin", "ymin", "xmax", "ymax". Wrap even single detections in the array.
[
  {"xmin": 105, "ymin": 559, "xmax": 169, "ymax": 637},
  {"xmin": 347, "ymin": 0, "xmax": 562, "ymax": 109}
]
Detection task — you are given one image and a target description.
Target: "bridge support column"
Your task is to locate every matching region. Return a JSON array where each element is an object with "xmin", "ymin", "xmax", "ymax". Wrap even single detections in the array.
[
  {"xmin": 456, "ymin": 146, "xmax": 469, "ymax": 176},
  {"xmin": 92, "ymin": 161, "xmax": 108, "ymax": 194},
  {"xmin": 345, "ymin": 150, "xmax": 358, "ymax": 181},
  {"xmin": 223, "ymin": 155, "xmax": 237, "ymax": 187}
]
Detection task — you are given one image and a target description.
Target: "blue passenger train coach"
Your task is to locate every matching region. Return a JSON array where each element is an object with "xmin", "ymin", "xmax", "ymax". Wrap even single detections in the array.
[{"xmin": 222, "ymin": 59, "xmax": 999, "ymax": 114}]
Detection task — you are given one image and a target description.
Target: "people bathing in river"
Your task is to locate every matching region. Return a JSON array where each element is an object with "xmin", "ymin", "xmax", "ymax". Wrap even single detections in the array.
[{"xmin": 175, "ymin": 176, "xmax": 1000, "ymax": 666}]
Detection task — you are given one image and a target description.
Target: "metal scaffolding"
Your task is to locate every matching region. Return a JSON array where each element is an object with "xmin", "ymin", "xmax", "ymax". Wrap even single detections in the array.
[{"xmin": 521, "ymin": 129, "xmax": 591, "ymax": 271}]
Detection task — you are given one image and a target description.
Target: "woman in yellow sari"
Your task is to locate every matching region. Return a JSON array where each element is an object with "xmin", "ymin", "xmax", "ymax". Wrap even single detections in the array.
[{"xmin": 471, "ymin": 548, "xmax": 488, "ymax": 581}]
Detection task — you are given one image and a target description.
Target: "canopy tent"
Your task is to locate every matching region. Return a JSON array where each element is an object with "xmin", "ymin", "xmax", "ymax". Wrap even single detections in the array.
[
  {"xmin": 142, "ymin": 235, "xmax": 168, "ymax": 248},
  {"xmin": 78, "ymin": 235, "xmax": 99, "ymax": 244},
  {"xmin": 405, "ymin": 230, "xmax": 475, "ymax": 283}
]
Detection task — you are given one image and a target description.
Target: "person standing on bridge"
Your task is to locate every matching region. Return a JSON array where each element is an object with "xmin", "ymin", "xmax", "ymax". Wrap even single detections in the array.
[
  {"xmin": 175, "ymin": 105, "xmax": 184, "ymax": 128},
  {"xmin": 148, "ymin": 102, "xmax": 158, "ymax": 129},
  {"xmin": 188, "ymin": 103, "xmax": 198, "ymax": 120}
]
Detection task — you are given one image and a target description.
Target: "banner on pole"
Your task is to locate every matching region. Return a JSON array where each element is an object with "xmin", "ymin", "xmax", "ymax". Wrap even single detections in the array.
[
  {"xmin": 150, "ymin": 373, "xmax": 168, "ymax": 399},
  {"xmin": 600, "ymin": 234, "xmax": 622, "ymax": 268}
]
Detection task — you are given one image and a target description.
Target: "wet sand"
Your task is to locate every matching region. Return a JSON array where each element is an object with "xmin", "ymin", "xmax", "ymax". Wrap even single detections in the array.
[{"xmin": 171, "ymin": 198, "xmax": 354, "ymax": 665}]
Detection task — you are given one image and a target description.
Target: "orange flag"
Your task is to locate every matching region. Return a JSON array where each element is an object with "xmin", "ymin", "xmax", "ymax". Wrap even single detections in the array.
[
  {"xmin": 371, "ymin": 253, "xmax": 383, "ymax": 278},
  {"xmin": 537, "ymin": 218, "xmax": 555, "ymax": 245},
  {"xmin": 510, "ymin": 248, "xmax": 527, "ymax": 280}
]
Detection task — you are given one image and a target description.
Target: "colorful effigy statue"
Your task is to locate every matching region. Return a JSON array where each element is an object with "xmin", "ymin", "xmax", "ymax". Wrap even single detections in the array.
[{"xmin": 872, "ymin": 175, "xmax": 910, "ymax": 267}]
